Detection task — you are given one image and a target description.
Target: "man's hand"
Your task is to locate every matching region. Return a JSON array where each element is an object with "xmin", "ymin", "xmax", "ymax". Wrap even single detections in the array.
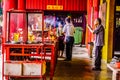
[{"xmin": 87, "ymin": 24, "xmax": 93, "ymax": 33}]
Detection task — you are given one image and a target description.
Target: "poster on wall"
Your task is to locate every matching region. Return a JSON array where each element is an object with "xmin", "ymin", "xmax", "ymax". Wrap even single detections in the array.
[{"xmin": 99, "ymin": 2, "xmax": 107, "ymax": 28}]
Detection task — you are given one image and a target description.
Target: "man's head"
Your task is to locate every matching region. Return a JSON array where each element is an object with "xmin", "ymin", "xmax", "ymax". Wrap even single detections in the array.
[
  {"xmin": 94, "ymin": 18, "xmax": 102, "ymax": 26},
  {"xmin": 65, "ymin": 16, "xmax": 72, "ymax": 24}
]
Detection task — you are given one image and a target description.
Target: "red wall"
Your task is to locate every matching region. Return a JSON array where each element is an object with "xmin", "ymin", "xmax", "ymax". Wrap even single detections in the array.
[
  {"xmin": 18, "ymin": 0, "xmax": 25, "ymax": 10},
  {"xmin": 26, "ymin": 0, "xmax": 87, "ymax": 11}
]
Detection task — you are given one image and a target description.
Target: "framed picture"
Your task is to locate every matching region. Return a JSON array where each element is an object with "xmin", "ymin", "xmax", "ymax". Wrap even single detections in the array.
[{"xmin": 27, "ymin": 13, "xmax": 43, "ymax": 43}]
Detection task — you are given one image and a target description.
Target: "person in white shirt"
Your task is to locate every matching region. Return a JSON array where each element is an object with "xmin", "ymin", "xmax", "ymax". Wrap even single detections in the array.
[{"xmin": 63, "ymin": 16, "xmax": 75, "ymax": 61}]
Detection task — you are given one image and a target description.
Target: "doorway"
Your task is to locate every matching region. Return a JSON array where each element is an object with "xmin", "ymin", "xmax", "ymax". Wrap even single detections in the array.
[{"xmin": 114, "ymin": 0, "xmax": 120, "ymax": 56}]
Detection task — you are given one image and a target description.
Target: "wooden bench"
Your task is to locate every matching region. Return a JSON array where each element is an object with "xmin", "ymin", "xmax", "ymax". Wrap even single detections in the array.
[{"xmin": 107, "ymin": 64, "xmax": 120, "ymax": 80}]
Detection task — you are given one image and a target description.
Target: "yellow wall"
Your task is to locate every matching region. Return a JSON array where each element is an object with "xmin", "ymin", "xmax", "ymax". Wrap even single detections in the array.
[{"xmin": 100, "ymin": 0, "xmax": 115, "ymax": 62}]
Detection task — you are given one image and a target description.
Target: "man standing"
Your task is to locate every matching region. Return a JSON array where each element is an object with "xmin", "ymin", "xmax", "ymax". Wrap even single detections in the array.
[
  {"xmin": 63, "ymin": 16, "xmax": 75, "ymax": 61},
  {"xmin": 87, "ymin": 18, "xmax": 104, "ymax": 70}
]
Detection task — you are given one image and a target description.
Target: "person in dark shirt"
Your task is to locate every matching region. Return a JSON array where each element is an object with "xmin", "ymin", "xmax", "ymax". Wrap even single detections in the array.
[
  {"xmin": 87, "ymin": 18, "xmax": 104, "ymax": 71},
  {"xmin": 57, "ymin": 22, "xmax": 65, "ymax": 57}
]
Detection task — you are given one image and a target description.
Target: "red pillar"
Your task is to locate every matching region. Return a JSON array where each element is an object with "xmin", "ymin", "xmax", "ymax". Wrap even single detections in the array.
[
  {"xmin": 93, "ymin": 0, "xmax": 99, "ymax": 20},
  {"xmin": 2, "ymin": 0, "xmax": 16, "ymax": 80},
  {"xmin": 18, "ymin": 0, "xmax": 25, "ymax": 10},
  {"xmin": 86, "ymin": 0, "xmax": 100, "ymax": 48},
  {"xmin": 91, "ymin": 0, "xmax": 99, "ymax": 42},
  {"xmin": 86, "ymin": 0, "xmax": 93, "ymax": 44}
]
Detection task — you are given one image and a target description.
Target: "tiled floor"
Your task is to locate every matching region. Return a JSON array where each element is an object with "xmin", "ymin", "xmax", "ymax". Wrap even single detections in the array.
[
  {"xmin": 53, "ymin": 45, "xmax": 112, "ymax": 80},
  {"xmin": 0, "ymin": 45, "xmax": 112, "ymax": 80}
]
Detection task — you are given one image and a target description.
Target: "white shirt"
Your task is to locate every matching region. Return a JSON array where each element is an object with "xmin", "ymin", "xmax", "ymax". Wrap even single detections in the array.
[{"xmin": 63, "ymin": 24, "xmax": 75, "ymax": 37}]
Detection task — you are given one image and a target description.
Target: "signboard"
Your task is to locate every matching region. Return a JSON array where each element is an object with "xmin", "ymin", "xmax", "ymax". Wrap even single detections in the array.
[
  {"xmin": 47, "ymin": 5, "xmax": 63, "ymax": 10},
  {"xmin": 116, "ymin": 6, "xmax": 120, "ymax": 11}
]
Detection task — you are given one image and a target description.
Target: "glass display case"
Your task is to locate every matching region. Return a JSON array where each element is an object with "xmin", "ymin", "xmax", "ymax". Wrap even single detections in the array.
[
  {"xmin": 6, "ymin": 11, "xmax": 44, "ymax": 44},
  {"xmin": 44, "ymin": 15, "xmax": 56, "ymax": 42},
  {"xmin": 4, "ymin": 10, "xmax": 58, "ymax": 80},
  {"xmin": 27, "ymin": 13, "xmax": 43, "ymax": 43},
  {"xmin": 6, "ymin": 12, "xmax": 27, "ymax": 43}
]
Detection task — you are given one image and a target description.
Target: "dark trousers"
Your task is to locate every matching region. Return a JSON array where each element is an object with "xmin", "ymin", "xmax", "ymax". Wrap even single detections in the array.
[
  {"xmin": 66, "ymin": 36, "xmax": 74, "ymax": 60},
  {"xmin": 94, "ymin": 46, "xmax": 103, "ymax": 69}
]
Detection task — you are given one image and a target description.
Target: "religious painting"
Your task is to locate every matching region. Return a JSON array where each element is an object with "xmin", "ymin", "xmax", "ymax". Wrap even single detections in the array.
[
  {"xmin": 99, "ymin": 2, "xmax": 107, "ymax": 28},
  {"xmin": 27, "ymin": 13, "xmax": 43, "ymax": 43}
]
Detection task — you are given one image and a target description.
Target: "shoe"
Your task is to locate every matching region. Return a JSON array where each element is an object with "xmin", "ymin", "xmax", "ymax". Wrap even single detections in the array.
[
  {"xmin": 59, "ymin": 55, "xmax": 63, "ymax": 58},
  {"xmin": 92, "ymin": 67, "xmax": 101, "ymax": 71},
  {"xmin": 64, "ymin": 59, "xmax": 71, "ymax": 61}
]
